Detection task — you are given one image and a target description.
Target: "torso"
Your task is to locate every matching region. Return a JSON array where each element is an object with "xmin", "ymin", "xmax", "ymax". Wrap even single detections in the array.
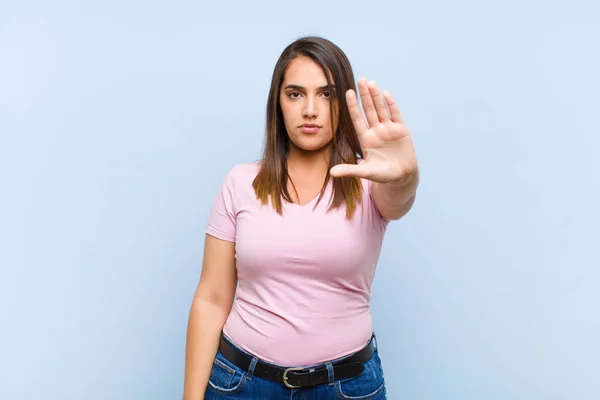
[{"xmin": 206, "ymin": 161, "xmax": 389, "ymax": 366}]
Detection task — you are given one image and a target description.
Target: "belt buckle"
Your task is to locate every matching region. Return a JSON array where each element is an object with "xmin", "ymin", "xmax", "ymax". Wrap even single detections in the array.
[{"xmin": 282, "ymin": 367, "xmax": 305, "ymax": 389}]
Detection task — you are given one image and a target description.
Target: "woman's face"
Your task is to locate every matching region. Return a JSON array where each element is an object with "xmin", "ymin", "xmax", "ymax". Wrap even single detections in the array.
[{"xmin": 279, "ymin": 56, "xmax": 338, "ymax": 156}]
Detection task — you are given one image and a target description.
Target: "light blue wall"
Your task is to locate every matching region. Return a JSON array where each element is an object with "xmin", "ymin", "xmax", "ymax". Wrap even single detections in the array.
[{"xmin": 1, "ymin": 1, "xmax": 598, "ymax": 399}]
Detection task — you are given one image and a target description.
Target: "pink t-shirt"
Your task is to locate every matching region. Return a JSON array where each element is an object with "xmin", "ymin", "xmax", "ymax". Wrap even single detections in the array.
[{"xmin": 206, "ymin": 161, "xmax": 388, "ymax": 366}]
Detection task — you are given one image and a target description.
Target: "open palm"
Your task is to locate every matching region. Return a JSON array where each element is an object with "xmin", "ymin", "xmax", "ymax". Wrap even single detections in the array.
[{"xmin": 330, "ymin": 78, "xmax": 418, "ymax": 184}]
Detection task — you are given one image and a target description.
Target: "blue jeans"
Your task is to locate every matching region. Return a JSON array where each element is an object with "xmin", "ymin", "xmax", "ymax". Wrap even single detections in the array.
[{"xmin": 204, "ymin": 336, "xmax": 387, "ymax": 399}]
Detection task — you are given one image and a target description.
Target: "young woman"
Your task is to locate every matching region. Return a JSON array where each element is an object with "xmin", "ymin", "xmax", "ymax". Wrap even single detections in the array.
[{"xmin": 183, "ymin": 36, "xmax": 419, "ymax": 400}]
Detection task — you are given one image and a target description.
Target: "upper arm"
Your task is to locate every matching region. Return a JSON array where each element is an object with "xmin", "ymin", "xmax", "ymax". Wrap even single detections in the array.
[{"xmin": 194, "ymin": 234, "xmax": 237, "ymax": 312}]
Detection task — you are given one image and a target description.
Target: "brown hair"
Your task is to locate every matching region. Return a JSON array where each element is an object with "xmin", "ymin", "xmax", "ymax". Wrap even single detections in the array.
[{"xmin": 252, "ymin": 36, "xmax": 363, "ymax": 219}]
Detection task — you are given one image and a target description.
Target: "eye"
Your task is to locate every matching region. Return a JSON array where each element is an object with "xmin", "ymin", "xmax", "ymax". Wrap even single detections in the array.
[
  {"xmin": 322, "ymin": 91, "xmax": 330, "ymax": 98},
  {"xmin": 288, "ymin": 92, "xmax": 301, "ymax": 99}
]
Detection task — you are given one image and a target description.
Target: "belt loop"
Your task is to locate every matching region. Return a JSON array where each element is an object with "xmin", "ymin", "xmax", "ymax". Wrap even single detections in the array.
[
  {"xmin": 246, "ymin": 356, "xmax": 259, "ymax": 381},
  {"xmin": 372, "ymin": 333, "xmax": 378, "ymax": 351},
  {"xmin": 325, "ymin": 362, "xmax": 335, "ymax": 386}
]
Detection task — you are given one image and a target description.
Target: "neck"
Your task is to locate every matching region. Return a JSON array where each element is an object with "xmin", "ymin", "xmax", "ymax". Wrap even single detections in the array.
[{"xmin": 286, "ymin": 144, "xmax": 332, "ymax": 175}]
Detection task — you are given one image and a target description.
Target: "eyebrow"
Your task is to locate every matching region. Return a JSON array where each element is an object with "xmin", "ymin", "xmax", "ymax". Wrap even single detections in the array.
[{"xmin": 284, "ymin": 84, "xmax": 335, "ymax": 91}]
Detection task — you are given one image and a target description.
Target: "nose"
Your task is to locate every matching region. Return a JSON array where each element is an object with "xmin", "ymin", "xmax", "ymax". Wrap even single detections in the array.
[{"xmin": 302, "ymin": 97, "xmax": 318, "ymax": 118}]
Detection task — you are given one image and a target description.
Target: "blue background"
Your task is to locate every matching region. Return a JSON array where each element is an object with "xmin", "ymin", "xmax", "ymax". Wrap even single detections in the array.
[{"xmin": 1, "ymin": 1, "xmax": 598, "ymax": 399}]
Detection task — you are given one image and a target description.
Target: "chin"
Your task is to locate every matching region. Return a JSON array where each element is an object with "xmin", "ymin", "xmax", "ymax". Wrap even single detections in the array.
[{"xmin": 291, "ymin": 138, "xmax": 332, "ymax": 153}]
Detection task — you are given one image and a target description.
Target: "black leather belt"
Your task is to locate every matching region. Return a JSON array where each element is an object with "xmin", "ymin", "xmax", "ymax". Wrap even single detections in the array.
[{"xmin": 218, "ymin": 334, "xmax": 375, "ymax": 389}]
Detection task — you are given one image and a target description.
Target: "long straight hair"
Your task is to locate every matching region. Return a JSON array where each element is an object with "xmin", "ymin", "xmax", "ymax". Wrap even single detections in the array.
[{"xmin": 252, "ymin": 37, "xmax": 364, "ymax": 219}]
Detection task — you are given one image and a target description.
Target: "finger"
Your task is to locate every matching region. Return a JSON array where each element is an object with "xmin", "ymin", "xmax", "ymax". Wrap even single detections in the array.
[
  {"xmin": 382, "ymin": 90, "xmax": 404, "ymax": 123},
  {"xmin": 346, "ymin": 89, "xmax": 368, "ymax": 135},
  {"xmin": 368, "ymin": 81, "xmax": 390, "ymax": 123},
  {"xmin": 330, "ymin": 163, "xmax": 370, "ymax": 179},
  {"xmin": 357, "ymin": 77, "xmax": 379, "ymax": 128}
]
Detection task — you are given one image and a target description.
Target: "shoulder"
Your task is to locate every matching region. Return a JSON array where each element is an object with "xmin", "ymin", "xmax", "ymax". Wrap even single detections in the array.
[
  {"xmin": 218, "ymin": 160, "xmax": 262, "ymax": 198},
  {"xmin": 223, "ymin": 160, "xmax": 261, "ymax": 182}
]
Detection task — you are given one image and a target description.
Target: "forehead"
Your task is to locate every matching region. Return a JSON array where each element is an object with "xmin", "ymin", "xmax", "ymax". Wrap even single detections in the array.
[{"xmin": 282, "ymin": 56, "xmax": 329, "ymax": 87}]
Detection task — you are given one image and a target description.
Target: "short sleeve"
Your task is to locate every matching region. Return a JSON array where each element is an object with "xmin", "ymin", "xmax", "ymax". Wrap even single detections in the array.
[{"xmin": 206, "ymin": 168, "xmax": 237, "ymax": 242}]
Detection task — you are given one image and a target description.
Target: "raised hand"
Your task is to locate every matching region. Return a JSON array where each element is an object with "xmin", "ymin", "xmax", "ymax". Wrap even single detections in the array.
[{"xmin": 330, "ymin": 78, "xmax": 418, "ymax": 184}]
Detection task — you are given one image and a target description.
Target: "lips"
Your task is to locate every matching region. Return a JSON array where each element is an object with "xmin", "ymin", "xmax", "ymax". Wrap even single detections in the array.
[{"xmin": 300, "ymin": 123, "xmax": 321, "ymax": 134}]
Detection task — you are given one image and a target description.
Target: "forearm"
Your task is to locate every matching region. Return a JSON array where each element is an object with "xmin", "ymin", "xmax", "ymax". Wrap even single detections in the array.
[
  {"xmin": 182, "ymin": 299, "xmax": 230, "ymax": 400},
  {"xmin": 371, "ymin": 168, "xmax": 420, "ymax": 221}
]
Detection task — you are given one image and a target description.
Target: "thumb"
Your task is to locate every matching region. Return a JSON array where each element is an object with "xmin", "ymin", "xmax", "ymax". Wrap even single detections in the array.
[{"xmin": 329, "ymin": 163, "xmax": 369, "ymax": 179}]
